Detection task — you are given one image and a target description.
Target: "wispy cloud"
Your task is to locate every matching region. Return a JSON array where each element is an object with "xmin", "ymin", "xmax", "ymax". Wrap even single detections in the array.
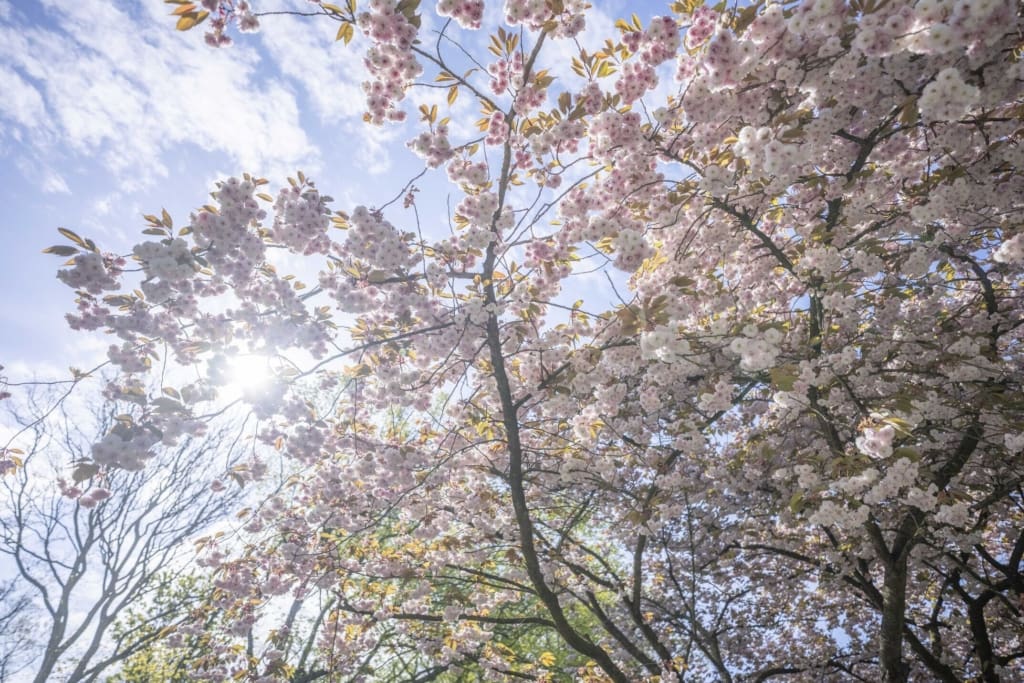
[
  {"xmin": 40, "ymin": 169, "xmax": 69, "ymax": 194},
  {"xmin": 0, "ymin": 65, "xmax": 48, "ymax": 139},
  {"xmin": 256, "ymin": 13, "xmax": 368, "ymax": 123},
  {"xmin": 0, "ymin": 0, "xmax": 319, "ymax": 187},
  {"xmin": 254, "ymin": 12, "xmax": 402, "ymax": 176}
]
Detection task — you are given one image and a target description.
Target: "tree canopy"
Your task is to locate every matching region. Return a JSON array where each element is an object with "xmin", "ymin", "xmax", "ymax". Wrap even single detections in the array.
[{"xmin": 12, "ymin": 0, "xmax": 1024, "ymax": 680}]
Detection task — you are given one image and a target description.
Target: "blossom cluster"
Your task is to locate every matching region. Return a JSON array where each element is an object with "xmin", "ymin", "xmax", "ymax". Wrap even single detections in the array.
[
  {"xmin": 487, "ymin": 49, "xmax": 522, "ymax": 95},
  {"xmin": 358, "ymin": 0, "xmax": 422, "ymax": 123},
  {"xmin": 685, "ymin": 6, "xmax": 718, "ymax": 48},
  {"xmin": 615, "ymin": 62, "xmax": 657, "ymax": 104},
  {"xmin": 408, "ymin": 125, "xmax": 455, "ymax": 168},
  {"xmin": 503, "ymin": 0, "xmax": 587, "ymax": 37},
  {"xmin": 919, "ymin": 67, "xmax": 979, "ymax": 122},
  {"xmin": 133, "ymin": 239, "xmax": 196, "ymax": 282},
  {"xmin": 728, "ymin": 327, "xmax": 782, "ymax": 372},
  {"xmin": 446, "ymin": 159, "xmax": 488, "ymax": 188},
  {"xmin": 993, "ymin": 232, "xmax": 1024, "ymax": 264},
  {"xmin": 610, "ymin": 227, "xmax": 653, "ymax": 271},
  {"xmin": 191, "ymin": 177, "xmax": 267, "ymax": 284},
  {"xmin": 855, "ymin": 424, "xmax": 896, "ymax": 460},
  {"xmin": 699, "ymin": 27, "xmax": 755, "ymax": 88},
  {"xmin": 342, "ymin": 206, "xmax": 415, "ymax": 272},
  {"xmin": 637, "ymin": 16, "xmax": 680, "ymax": 65},
  {"xmin": 436, "ymin": 0, "xmax": 483, "ymax": 29},
  {"xmin": 485, "ymin": 111, "xmax": 509, "ymax": 146},
  {"xmin": 91, "ymin": 428, "xmax": 159, "ymax": 471},
  {"xmin": 270, "ymin": 183, "xmax": 332, "ymax": 255},
  {"xmin": 57, "ymin": 252, "xmax": 121, "ymax": 294}
]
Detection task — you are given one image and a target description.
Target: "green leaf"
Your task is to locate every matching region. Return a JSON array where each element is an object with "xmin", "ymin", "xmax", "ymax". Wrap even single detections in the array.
[
  {"xmin": 769, "ymin": 365, "xmax": 798, "ymax": 392},
  {"xmin": 882, "ymin": 416, "xmax": 914, "ymax": 436},
  {"xmin": 893, "ymin": 446, "xmax": 920, "ymax": 461}
]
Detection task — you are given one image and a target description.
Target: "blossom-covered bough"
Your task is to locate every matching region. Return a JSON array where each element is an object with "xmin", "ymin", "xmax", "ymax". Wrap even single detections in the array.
[{"xmin": 26, "ymin": 0, "xmax": 1024, "ymax": 680}]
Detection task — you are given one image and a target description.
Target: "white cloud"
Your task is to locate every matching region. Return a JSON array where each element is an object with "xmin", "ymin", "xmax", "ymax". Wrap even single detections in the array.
[
  {"xmin": 0, "ymin": 66, "xmax": 48, "ymax": 138},
  {"xmin": 0, "ymin": 0, "xmax": 319, "ymax": 186},
  {"xmin": 253, "ymin": 12, "xmax": 402, "ymax": 175},
  {"xmin": 14, "ymin": 156, "xmax": 70, "ymax": 194},
  {"xmin": 40, "ymin": 169, "xmax": 69, "ymax": 194},
  {"xmin": 255, "ymin": 13, "xmax": 368, "ymax": 123},
  {"xmin": 92, "ymin": 193, "xmax": 115, "ymax": 216}
]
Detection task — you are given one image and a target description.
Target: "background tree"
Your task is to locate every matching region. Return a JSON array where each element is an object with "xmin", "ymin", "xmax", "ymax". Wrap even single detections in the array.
[
  {"xmin": 106, "ymin": 573, "xmax": 226, "ymax": 683},
  {"xmin": 0, "ymin": 389, "xmax": 249, "ymax": 682},
  {"xmin": 0, "ymin": 579, "xmax": 35, "ymax": 681},
  {"xmin": 20, "ymin": 0, "xmax": 1024, "ymax": 681}
]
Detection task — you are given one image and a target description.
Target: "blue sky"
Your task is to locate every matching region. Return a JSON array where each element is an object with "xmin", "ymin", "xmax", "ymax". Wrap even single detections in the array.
[{"xmin": 0, "ymin": 0, "xmax": 667, "ymax": 382}]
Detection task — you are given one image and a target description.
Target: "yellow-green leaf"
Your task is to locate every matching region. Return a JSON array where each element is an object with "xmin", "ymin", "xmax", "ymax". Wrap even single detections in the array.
[
  {"xmin": 770, "ymin": 365, "xmax": 798, "ymax": 392},
  {"xmin": 893, "ymin": 446, "xmax": 920, "ymax": 461},
  {"xmin": 176, "ymin": 10, "xmax": 208, "ymax": 30},
  {"xmin": 882, "ymin": 416, "xmax": 914, "ymax": 436},
  {"xmin": 43, "ymin": 245, "xmax": 80, "ymax": 256},
  {"xmin": 176, "ymin": 12, "xmax": 198, "ymax": 30},
  {"xmin": 336, "ymin": 21, "xmax": 355, "ymax": 44},
  {"xmin": 58, "ymin": 227, "xmax": 86, "ymax": 248}
]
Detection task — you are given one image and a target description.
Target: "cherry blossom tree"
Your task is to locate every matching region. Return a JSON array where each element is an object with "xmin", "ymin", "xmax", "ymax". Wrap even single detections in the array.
[{"xmin": 21, "ymin": 0, "xmax": 1024, "ymax": 680}]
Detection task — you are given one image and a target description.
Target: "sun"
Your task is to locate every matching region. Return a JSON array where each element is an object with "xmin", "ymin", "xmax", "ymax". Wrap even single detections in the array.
[{"xmin": 224, "ymin": 353, "xmax": 274, "ymax": 394}]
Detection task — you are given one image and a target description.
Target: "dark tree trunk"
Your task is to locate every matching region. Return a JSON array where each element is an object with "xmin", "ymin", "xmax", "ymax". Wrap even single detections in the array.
[{"xmin": 880, "ymin": 553, "xmax": 910, "ymax": 683}]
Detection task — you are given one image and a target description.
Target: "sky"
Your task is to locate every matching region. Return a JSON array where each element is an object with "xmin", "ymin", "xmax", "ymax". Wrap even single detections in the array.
[{"xmin": 0, "ymin": 0, "xmax": 666, "ymax": 384}]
